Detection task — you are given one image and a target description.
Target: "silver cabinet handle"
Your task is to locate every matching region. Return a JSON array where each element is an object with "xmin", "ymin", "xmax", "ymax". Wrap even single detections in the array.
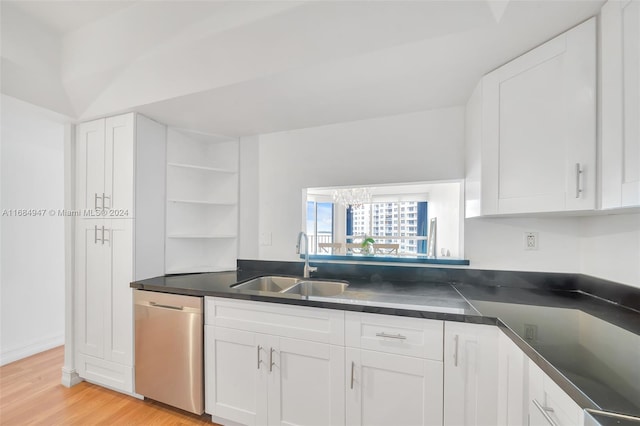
[
  {"xmin": 350, "ymin": 361, "xmax": 355, "ymax": 390},
  {"xmin": 94, "ymin": 225, "xmax": 99, "ymax": 244},
  {"xmin": 375, "ymin": 332, "xmax": 407, "ymax": 340},
  {"xmin": 149, "ymin": 301, "xmax": 184, "ymax": 310},
  {"xmin": 94, "ymin": 193, "xmax": 102, "ymax": 211},
  {"xmin": 575, "ymin": 163, "xmax": 583, "ymax": 198},
  {"xmin": 103, "ymin": 193, "xmax": 111, "ymax": 210},
  {"xmin": 532, "ymin": 399, "xmax": 558, "ymax": 426},
  {"xmin": 453, "ymin": 335, "xmax": 459, "ymax": 367},
  {"xmin": 257, "ymin": 345, "xmax": 262, "ymax": 369},
  {"xmin": 269, "ymin": 348, "xmax": 275, "ymax": 372},
  {"xmin": 101, "ymin": 226, "xmax": 110, "ymax": 245}
]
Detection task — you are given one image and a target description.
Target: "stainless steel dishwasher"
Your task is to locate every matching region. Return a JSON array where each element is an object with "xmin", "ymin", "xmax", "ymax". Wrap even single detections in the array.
[{"xmin": 134, "ymin": 290, "xmax": 203, "ymax": 414}]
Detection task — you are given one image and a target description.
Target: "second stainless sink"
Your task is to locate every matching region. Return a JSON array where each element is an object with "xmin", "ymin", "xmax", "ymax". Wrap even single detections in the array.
[
  {"xmin": 232, "ymin": 276, "xmax": 348, "ymax": 297},
  {"xmin": 282, "ymin": 280, "xmax": 349, "ymax": 297},
  {"xmin": 232, "ymin": 276, "xmax": 301, "ymax": 292}
]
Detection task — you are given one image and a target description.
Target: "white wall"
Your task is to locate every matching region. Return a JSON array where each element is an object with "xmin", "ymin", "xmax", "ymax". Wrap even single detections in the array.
[
  {"xmin": 253, "ymin": 107, "xmax": 465, "ymax": 261},
  {"xmin": 579, "ymin": 213, "xmax": 640, "ymax": 288},
  {"xmin": 239, "ymin": 135, "xmax": 259, "ymax": 259},
  {"xmin": 1, "ymin": 95, "xmax": 67, "ymax": 365},
  {"xmin": 0, "ymin": 3, "xmax": 73, "ymax": 116},
  {"xmin": 465, "ymin": 216, "xmax": 582, "ymax": 273}
]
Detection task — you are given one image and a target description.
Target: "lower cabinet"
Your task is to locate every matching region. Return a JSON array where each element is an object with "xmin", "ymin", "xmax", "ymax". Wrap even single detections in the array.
[
  {"xmin": 528, "ymin": 361, "xmax": 584, "ymax": 426},
  {"xmin": 206, "ymin": 326, "xmax": 345, "ymax": 426},
  {"xmin": 75, "ymin": 219, "xmax": 134, "ymax": 392},
  {"xmin": 204, "ymin": 298, "xmax": 586, "ymax": 426},
  {"xmin": 344, "ymin": 311, "xmax": 444, "ymax": 426},
  {"xmin": 443, "ymin": 322, "xmax": 499, "ymax": 426},
  {"xmin": 497, "ymin": 332, "xmax": 527, "ymax": 426},
  {"xmin": 205, "ymin": 297, "xmax": 346, "ymax": 426},
  {"xmin": 346, "ymin": 348, "xmax": 443, "ymax": 426}
]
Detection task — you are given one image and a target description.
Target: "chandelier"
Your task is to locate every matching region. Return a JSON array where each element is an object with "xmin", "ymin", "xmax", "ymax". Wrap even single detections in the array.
[{"xmin": 332, "ymin": 187, "xmax": 372, "ymax": 208}]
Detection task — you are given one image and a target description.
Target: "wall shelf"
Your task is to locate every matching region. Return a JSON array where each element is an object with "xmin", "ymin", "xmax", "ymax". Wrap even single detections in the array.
[
  {"xmin": 165, "ymin": 128, "xmax": 239, "ymax": 274},
  {"xmin": 167, "ymin": 162, "xmax": 236, "ymax": 174}
]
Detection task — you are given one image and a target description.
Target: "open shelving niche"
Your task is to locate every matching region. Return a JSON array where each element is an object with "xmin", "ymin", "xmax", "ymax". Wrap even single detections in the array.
[{"xmin": 165, "ymin": 128, "xmax": 239, "ymax": 274}]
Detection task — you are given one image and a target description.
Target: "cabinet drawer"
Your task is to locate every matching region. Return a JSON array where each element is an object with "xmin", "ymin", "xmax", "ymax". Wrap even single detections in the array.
[
  {"xmin": 345, "ymin": 312, "xmax": 443, "ymax": 360},
  {"xmin": 205, "ymin": 297, "xmax": 344, "ymax": 345}
]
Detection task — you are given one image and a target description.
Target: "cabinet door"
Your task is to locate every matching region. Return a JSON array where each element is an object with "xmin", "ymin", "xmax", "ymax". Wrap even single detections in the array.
[
  {"xmin": 346, "ymin": 348, "xmax": 443, "ymax": 426},
  {"xmin": 76, "ymin": 119, "xmax": 106, "ymax": 213},
  {"xmin": 528, "ymin": 362, "xmax": 584, "ymax": 426},
  {"xmin": 602, "ymin": 0, "xmax": 640, "ymax": 208},
  {"xmin": 104, "ymin": 114, "xmax": 134, "ymax": 214},
  {"xmin": 497, "ymin": 332, "xmax": 527, "ymax": 426},
  {"xmin": 444, "ymin": 322, "xmax": 499, "ymax": 426},
  {"xmin": 483, "ymin": 18, "xmax": 596, "ymax": 214},
  {"xmin": 75, "ymin": 219, "xmax": 108, "ymax": 359},
  {"xmin": 268, "ymin": 337, "xmax": 345, "ymax": 426},
  {"xmin": 206, "ymin": 326, "xmax": 268, "ymax": 426},
  {"xmin": 105, "ymin": 219, "xmax": 133, "ymax": 365}
]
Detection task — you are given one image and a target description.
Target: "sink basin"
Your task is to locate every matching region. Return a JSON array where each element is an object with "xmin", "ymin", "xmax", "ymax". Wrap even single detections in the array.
[
  {"xmin": 282, "ymin": 280, "xmax": 349, "ymax": 297},
  {"xmin": 232, "ymin": 276, "xmax": 302, "ymax": 292},
  {"xmin": 232, "ymin": 276, "xmax": 348, "ymax": 297}
]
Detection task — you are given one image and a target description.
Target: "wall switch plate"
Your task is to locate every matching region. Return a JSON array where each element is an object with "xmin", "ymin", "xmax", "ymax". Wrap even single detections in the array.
[{"xmin": 524, "ymin": 232, "xmax": 539, "ymax": 250}]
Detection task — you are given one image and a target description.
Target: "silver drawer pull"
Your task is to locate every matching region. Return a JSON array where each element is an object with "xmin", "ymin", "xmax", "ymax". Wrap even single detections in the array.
[
  {"xmin": 350, "ymin": 361, "xmax": 355, "ymax": 389},
  {"xmin": 269, "ymin": 347, "xmax": 275, "ymax": 372},
  {"xmin": 532, "ymin": 399, "xmax": 558, "ymax": 426},
  {"xmin": 257, "ymin": 345, "xmax": 262, "ymax": 369},
  {"xmin": 376, "ymin": 332, "xmax": 407, "ymax": 340},
  {"xmin": 149, "ymin": 301, "xmax": 184, "ymax": 310},
  {"xmin": 575, "ymin": 163, "xmax": 583, "ymax": 198}
]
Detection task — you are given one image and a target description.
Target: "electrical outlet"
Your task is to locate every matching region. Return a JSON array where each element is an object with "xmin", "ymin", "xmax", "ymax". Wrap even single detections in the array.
[
  {"xmin": 524, "ymin": 232, "xmax": 538, "ymax": 250},
  {"xmin": 524, "ymin": 324, "xmax": 538, "ymax": 341}
]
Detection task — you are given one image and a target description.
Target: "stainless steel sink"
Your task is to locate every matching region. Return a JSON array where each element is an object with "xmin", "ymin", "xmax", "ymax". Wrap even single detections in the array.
[
  {"xmin": 281, "ymin": 280, "xmax": 349, "ymax": 297},
  {"xmin": 232, "ymin": 276, "xmax": 348, "ymax": 297},
  {"xmin": 232, "ymin": 276, "xmax": 302, "ymax": 292}
]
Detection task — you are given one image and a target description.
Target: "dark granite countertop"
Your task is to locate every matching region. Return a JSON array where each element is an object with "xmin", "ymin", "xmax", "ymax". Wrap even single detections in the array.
[{"xmin": 131, "ymin": 266, "xmax": 640, "ymax": 419}]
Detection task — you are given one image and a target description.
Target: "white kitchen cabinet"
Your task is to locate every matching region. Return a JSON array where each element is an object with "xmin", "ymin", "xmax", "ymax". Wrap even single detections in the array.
[
  {"xmin": 344, "ymin": 312, "xmax": 443, "ymax": 426},
  {"xmin": 75, "ymin": 219, "xmax": 134, "ymax": 392},
  {"xmin": 205, "ymin": 298, "xmax": 345, "ymax": 426},
  {"xmin": 76, "ymin": 114, "xmax": 134, "ymax": 216},
  {"xmin": 528, "ymin": 361, "xmax": 584, "ymax": 426},
  {"xmin": 443, "ymin": 322, "xmax": 499, "ymax": 426},
  {"xmin": 346, "ymin": 348, "xmax": 442, "ymax": 426},
  {"xmin": 466, "ymin": 18, "xmax": 596, "ymax": 216},
  {"xmin": 601, "ymin": 0, "xmax": 640, "ymax": 209},
  {"xmin": 497, "ymin": 331, "xmax": 527, "ymax": 426},
  {"xmin": 165, "ymin": 128, "xmax": 238, "ymax": 274},
  {"xmin": 74, "ymin": 113, "xmax": 166, "ymax": 394}
]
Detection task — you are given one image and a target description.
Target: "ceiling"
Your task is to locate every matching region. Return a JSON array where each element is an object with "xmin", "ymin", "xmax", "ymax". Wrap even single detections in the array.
[
  {"xmin": 8, "ymin": 1, "xmax": 135, "ymax": 34},
  {"xmin": 2, "ymin": 0, "xmax": 605, "ymax": 137}
]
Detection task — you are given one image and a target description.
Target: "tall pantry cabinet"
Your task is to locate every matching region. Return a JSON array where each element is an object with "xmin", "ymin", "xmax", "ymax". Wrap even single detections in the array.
[{"xmin": 74, "ymin": 113, "xmax": 166, "ymax": 393}]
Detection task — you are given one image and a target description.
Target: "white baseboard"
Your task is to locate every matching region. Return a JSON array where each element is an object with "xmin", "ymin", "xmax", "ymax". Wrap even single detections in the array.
[
  {"xmin": 0, "ymin": 334, "xmax": 64, "ymax": 366},
  {"xmin": 61, "ymin": 367, "xmax": 83, "ymax": 387}
]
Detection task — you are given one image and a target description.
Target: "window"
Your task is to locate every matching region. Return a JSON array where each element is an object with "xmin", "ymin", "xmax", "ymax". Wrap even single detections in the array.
[
  {"xmin": 347, "ymin": 201, "xmax": 428, "ymax": 254},
  {"xmin": 305, "ymin": 181, "xmax": 463, "ymax": 259},
  {"xmin": 306, "ymin": 201, "xmax": 334, "ymax": 254}
]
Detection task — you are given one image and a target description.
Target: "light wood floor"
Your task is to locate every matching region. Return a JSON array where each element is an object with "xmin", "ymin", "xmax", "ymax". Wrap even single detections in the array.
[{"xmin": 0, "ymin": 346, "xmax": 216, "ymax": 425}]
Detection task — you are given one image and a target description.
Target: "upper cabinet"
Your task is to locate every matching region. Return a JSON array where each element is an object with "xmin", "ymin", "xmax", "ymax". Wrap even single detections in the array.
[
  {"xmin": 466, "ymin": 19, "xmax": 597, "ymax": 217},
  {"xmin": 601, "ymin": 0, "xmax": 640, "ymax": 209},
  {"xmin": 76, "ymin": 114, "xmax": 135, "ymax": 216}
]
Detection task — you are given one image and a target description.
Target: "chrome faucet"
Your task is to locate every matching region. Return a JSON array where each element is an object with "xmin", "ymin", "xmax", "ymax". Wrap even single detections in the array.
[{"xmin": 296, "ymin": 231, "xmax": 317, "ymax": 278}]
